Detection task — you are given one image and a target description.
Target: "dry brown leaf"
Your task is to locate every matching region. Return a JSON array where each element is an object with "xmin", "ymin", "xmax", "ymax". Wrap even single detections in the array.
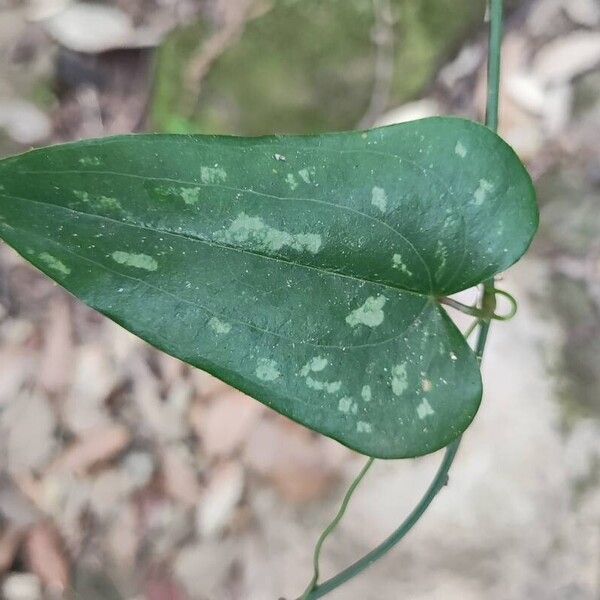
[
  {"xmin": 243, "ymin": 417, "xmax": 345, "ymax": 503},
  {"xmin": 197, "ymin": 461, "xmax": 245, "ymax": 539},
  {"xmin": 63, "ymin": 344, "xmax": 116, "ymax": 435},
  {"xmin": 144, "ymin": 572, "xmax": 188, "ymax": 600},
  {"xmin": 533, "ymin": 31, "xmax": 600, "ymax": 85},
  {"xmin": 0, "ymin": 526, "xmax": 24, "ymax": 576},
  {"xmin": 190, "ymin": 369, "xmax": 231, "ymax": 398},
  {"xmin": 174, "ymin": 539, "xmax": 237, "ymax": 600},
  {"xmin": 38, "ymin": 298, "xmax": 73, "ymax": 397},
  {"xmin": 106, "ymin": 501, "xmax": 139, "ymax": 568},
  {"xmin": 160, "ymin": 444, "xmax": 202, "ymax": 506},
  {"xmin": 194, "ymin": 391, "xmax": 263, "ymax": 457},
  {"xmin": 48, "ymin": 424, "xmax": 130, "ymax": 475},
  {"xmin": 2, "ymin": 393, "xmax": 57, "ymax": 475},
  {"xmin": 0, "ymin": 347, "xmax": 34, "ymax": 407},
  {"xmin": 158, "ymin": 353, "xmax": 186, "ymax": 387},
  {"xmin": 23, "ymin": 523, "xmax": 70, "ymax": 595},
  {"xmin": 130, "ymin": 359, "xmax": 190, "ymax": 442}
]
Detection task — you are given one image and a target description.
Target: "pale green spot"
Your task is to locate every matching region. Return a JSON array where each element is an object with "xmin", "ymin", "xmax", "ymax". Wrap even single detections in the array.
[
  {"xmin": 371, "ymin": 186, "xmax": 387, "ymax": 213},
  {"xmin": 473, "ymin": 178, "xmax": 494, "ymax": 205},
  {"xmin": 356, "ymin": 421, "xmax": 373, "ymax": 433},
  {"xmin": 286, "ymin": 173, "xmax": 298, "ymax": 190},
  {"xmin": 39, "ymin": 253, "xmax": 70, "ymax": 276},
  {"xmin": 256, "ymin": 358, "xmax": 280, "ymax": 381},
  {"xmin": 180, "ymin": 187, "xmax": 202, "ymax": 205},
  {"xmin": 306, "ymin": 377, "xmax": 341, "ymax": 394},
  {"xmin": 391, "ymin": 363, "xmax": 408, "ymax": 396},
  {"xmin": 435, "ymin": 241, "xmax": 448, "ymax": 279},
  {"xmin": 112, "ymin": 251, "xmax": 158, "ymax": 271},
  {"xmin": 392, "ymin": 254, "xmax": 413, "ymax": 277},
  {"xmin": 346, "ymin": 295, "xmax": 387, "ymax": 328},
  {"xmin": 416, "ymin": 398, "xmax": 435, "ymax": 419},
  {"xmin": 79, "ymin": 156, "xmax": 101, "ymax": 166},
  {"xmin": 74, "ymin": 190, "xmax": 122, "ymax": 211},
  {"xmin": 74, "ymin": 190, "xmax": 89, "ymax": 202},
  {"xmin": 300, "ymin": 356, "xmax": 328, "ymax": 377},
  {"xmin": 200, "ymin": 166, "xmax": 227, "ymax": 184},
  {"xmin": 454, "ymin": 141, "xmax": 467, "ymax": 158},
  {"xmin": 298, "ymin": 167, "xmax": 315, "ymax": 184},
  {"xmin": 214, "ymin": 212, "xmax": 322, "ymax": 254},
  {"xmin": 338, "ymin": 397, "xmax": 357, "ymax": 414},
  {"xmin": 208, "ymin": 316, "xmax": 231, "ymax": 335},
  {"xmin": 98, "ymin": 196, "xmax": 121, "ymax": 210},
  {"xmin": 361, "ymin": 385, "xmax": 372, "ymax": 402}
]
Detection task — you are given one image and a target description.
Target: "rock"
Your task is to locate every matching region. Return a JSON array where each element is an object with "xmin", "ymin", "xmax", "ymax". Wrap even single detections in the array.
[
  {"xmin": 1, "ymin": 573, "xmax": 42, "ymax": 600},
  {"xmin": 196, "ymin": 461, "xmax": 245, "ymax": 539},
  {"xmin": 0, "ymin": 101, "xmax": 51, "ymax": 145},
  {"xmin": 42, "ymin": 3, "xmax": 163, "ymax": 54}
]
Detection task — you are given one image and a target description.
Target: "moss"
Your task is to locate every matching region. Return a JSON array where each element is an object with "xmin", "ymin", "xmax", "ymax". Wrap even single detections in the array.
[{"xmin": 152, "ymin": 0, "xmax": 485, "ymax": 135}]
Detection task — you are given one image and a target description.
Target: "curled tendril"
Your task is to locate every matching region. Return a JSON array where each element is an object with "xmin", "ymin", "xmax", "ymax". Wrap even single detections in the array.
[{"xmin": 439, "ymin": 286, "xmax": 517, "ymax": 322}]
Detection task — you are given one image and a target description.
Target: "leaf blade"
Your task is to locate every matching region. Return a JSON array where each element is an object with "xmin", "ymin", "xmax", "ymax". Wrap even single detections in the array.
[{"xmin": 0, "ymin": 117, "xmax": 537, "ymax": 457}]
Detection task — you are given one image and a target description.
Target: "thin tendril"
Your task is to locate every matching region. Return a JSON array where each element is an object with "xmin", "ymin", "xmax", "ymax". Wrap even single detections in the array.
[
  {"xmin": 298, "ymin": 458, "xmax": 375, "ymax": 600},
  {"xmin": 301, "ymin": 320, "xmax": 485, "ymax": 600},
  {"xmin": 296, "ymin": 3, "xmax": 504, "ymax": 598}
]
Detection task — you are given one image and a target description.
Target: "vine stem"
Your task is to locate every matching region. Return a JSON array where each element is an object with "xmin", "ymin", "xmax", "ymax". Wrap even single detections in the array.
[{"xmin": 297, "ymin": 2, "xmax": 504, "ymax": 598}]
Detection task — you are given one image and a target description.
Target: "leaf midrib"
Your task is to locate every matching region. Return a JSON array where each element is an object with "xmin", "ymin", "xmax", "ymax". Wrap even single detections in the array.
[
  {"xmin": 12, "ymin": 166, "xmax": 435, "ymax": 291},
  {"xmin": 0, "ymin": 191, "xmax": 435, "ymax": 299},
  {"xmin": 7, "ymin": 214, "xmax": 436, "ymax": 350}
]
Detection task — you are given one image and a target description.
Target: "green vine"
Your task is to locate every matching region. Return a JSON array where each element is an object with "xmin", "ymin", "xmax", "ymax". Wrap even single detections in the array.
[{"xmin": 296, "ymin": 1, "xmax": 505, "ymax": 597}]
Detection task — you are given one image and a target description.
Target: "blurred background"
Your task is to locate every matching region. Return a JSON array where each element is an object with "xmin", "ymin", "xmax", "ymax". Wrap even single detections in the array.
[{"xmin": 0, "ymin": 0, "xmax": 599, "ymax": 598}]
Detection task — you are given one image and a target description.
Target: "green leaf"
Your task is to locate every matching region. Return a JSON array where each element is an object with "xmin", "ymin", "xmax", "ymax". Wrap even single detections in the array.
[{"xmin": 0, "ymin": 117, "xmax": 537, "ymax": 458}]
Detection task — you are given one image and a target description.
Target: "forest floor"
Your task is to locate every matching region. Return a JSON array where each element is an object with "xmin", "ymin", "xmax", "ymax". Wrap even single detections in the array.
[{"xmin": 0, "ymin": 1, "xmax": 599, "ymax": 599}]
